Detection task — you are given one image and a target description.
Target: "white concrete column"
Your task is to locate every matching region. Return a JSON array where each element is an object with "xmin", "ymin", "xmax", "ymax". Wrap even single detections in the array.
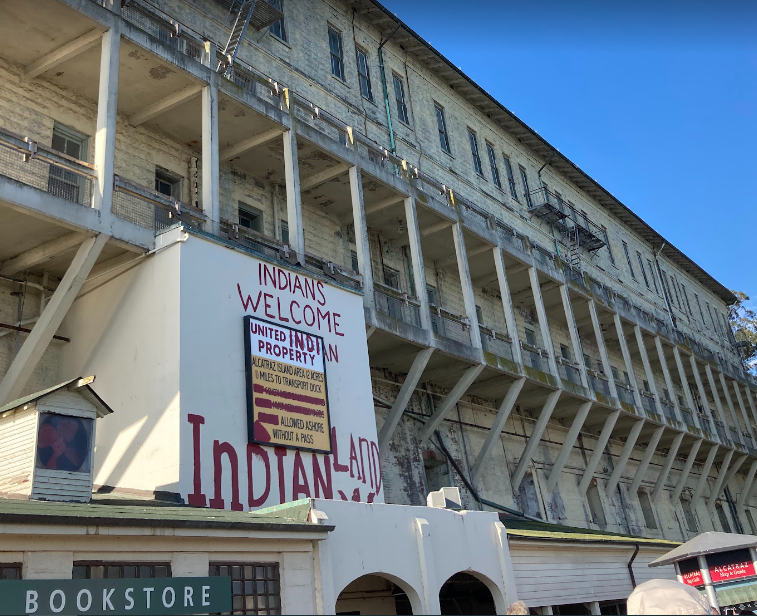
[
  {"xmin": 560, "ymin": 285, "xmax": 589, "ymax": 388},
  {"xmin": 605, "ymin": 419, "xmax": 645, "ymax": 496},
  {"xmin": 634, "ymin": 326, "xmax": 661, "ymax": 408},
  {"xmin": 733, "ymin": 382, "xmax": 756, "ymax": 443},
  {"xmin": 719, "ymin": 372, "xmax": 744, "ymax": 444},
  {"xmin": 404, "ymin": 195, "xmax": 432, "ymax": 329},
  {"xmin": 529, "ymin": 267, "xmax": 559, "ymax": 376},
  {"xmin": 470, "ymin": 377, "xmax": 526, "ymax": 482},
  {"xmin": 706, "ymin": 449, "xmax": 736, "ymax": 514},
  {"xmin": 588, "ymin": 300, "xmax": 618, "ymax": 400},
  {"xmin": 452, "ymin": 221, "xmax": 482, "ymax": 349},
  {"xmin": 493, "ymin": 248, "xmax": 522, "ymax": 364},
  {"xmin": 691, "ymin": 444, "xmax": 719, "ymax": 507},
  {"xmin": 671, "ymin": 438, "xmax": 703, "ymax": 504},
  {"xmin": 0, "ymin": 234, "xmax": 109, "ymax": 405},
  {"xmin": 23, "ymin": 552, "xmax": 74, "ymax": 580},
  {"xmin": 512, "ymin": 390, "xmax": 561, "ymax": 490},
  {"xmin": 613, "ymin": 314, "xmax": 643, "ymax": 412},
  {"xmin": 93, "ymin": 24, "xmax": 120, "ymax": 212},
  {"xmin": 414, "ymin": 518, "xmax": 440, "ymax": 614},
  {"xmin": 418, "ymin": 364, "xmax": 485, "ymax": 444},
  {"xmin": 547, "ymin": 401, "xmax": 592, "ymax": 493},
  {"xmin": 654, "ymin": 336, "xmax": 683, "ymax": 422},
  {"xmin": 673, "ymin": 347, "xmax": 700, "ymax": 428},
  {"xmin": 282, "ymin": 127, "xmax": 304, "ymax": 255},
  {"xmin": 630, "ymin": 425, "xmax": 665, "ymax": 494},
  {"xmin": 493, "ymin": 522, "xmax": 519, "ymax": 609},
  {"xmin": 578, "ymin": 410, "xmax": 621, "ymax": 494},
  {"xmin": 745, "ymin": 386, "xmax": 757, "ymax": 430},
  {"xmin": 348, "ymin": 166, "xmax": 374, "ymax": 311},
  {"xmin": 378, "ymin": 348, "xmax": 433, "ymax": 450},
  {"xmin": 651, "ymin": 431, "xmax": 685, "ymax": 503},
  {"xmin": 705, "ymin": 364, "xmax": 731, "ymax": 434},
  {"xmin": 202, "ymin": 75, "xmax": 220, "ymax": 235},
  {"xmin": 690, "ymin": 356, "xmax": 717, "ymax": 436}
]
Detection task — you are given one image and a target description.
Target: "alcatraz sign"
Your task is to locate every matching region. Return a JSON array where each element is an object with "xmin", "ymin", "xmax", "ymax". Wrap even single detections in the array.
[
  {"xmin": 244, "ymin": 315, "xmax": 332, "ymax": 453},
  {"xmin": 0, "ymin": 577, "xmax": 230, "ymax": 615}
]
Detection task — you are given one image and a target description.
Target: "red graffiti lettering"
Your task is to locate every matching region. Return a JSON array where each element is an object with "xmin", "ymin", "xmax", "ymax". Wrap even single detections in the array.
[
  {"xmin": 312, "ymin": 454, "xmax": 333, "ymax": 499},
  {"xmin": 247, "ymin": 444, "xmax": 271, "ymax": 508},
  {"xmin": 209, "ymin": 440, "xmax": 243, "ymax": 511},
  {"xmin": 187, "ymin": 414, "xmax": 207, "ymax": 507},
  {"xmin": 331, "ymin": 427, "xmax": 349, "ymax": 473},
  {"xmin": 292, "ymin": 451, "xmax": 312, "ymax": 500},
  {"xmin": 274, "ymin": 447, "xmax": 287, "ymax": 504}
]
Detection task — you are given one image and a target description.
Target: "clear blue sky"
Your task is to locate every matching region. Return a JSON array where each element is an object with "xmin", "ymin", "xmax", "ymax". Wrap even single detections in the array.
[{"xmin": 378, "ymin": 0, "xmax": 757, "ymax": 306}]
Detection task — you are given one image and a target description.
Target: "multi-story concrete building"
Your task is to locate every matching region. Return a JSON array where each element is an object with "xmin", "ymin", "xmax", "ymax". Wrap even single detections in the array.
[{"xmin": 0, "ymin": 0, "xmax": 753, "ymax": 612}]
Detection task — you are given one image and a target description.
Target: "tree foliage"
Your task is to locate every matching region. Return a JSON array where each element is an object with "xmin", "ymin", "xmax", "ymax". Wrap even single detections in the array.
[{"xmin": 729, "ymin": 290, "xmax": 757, "ymax": 369}]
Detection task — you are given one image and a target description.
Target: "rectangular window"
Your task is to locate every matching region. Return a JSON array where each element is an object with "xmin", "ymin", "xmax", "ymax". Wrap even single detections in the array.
[
  {"xmin": 328, "ymin": 26, "xmax": 344, "ymax": 80},
  {"xmin": 747, "ymin": 509, "xmax": 757, "ymax": 535},
  {"xmin": 638, "ymin": 489, "xmax": 658, "ymax": 529},
  {"xmin": 681, "ymin": 284, "xmax": 693, "ymax": 315},
  {"xmin": 351, "ymin": 250, "xmax": 359, "ymax": 273},
  {"xmin": 355, "ymin": 47, "xmax": 372, "ymax": 101},
  {"xmin": 468, "ymin": 129, "xmax": 484, "ymax": 176},
  {"xmin": 486, "ymin": 143, "xmax": 501, "ymax": 189},
  {"xmin": 587, "ymin": 484, "xmax": 607, "ymax": 526},
  {"xmin": 611, "ymin": 366, "xmax": 620, "ymax": 382},
  {"xmin": 503, "ymin": 155, "xmax": 517, "ymax": 199},
  {"xmin": 583, "ymin": 354, "xmax": 591, "ymax": 370},
  {"xmin": 681, "ymin": 497, "xmax": 699, "ymax": 532},
  {"xmin": 560, "ymin": 344, "xmax": 570, "ymax": 360},
  {"xmin": 647, "ymin": 260, "xmax": 660, "ymax": 294},
  {"xmin": 695, "ymin": 293, "xmax": 706, "ymax": 325},
  {"xmin": 73, "ymin": 562, "xmax": 171, "ymax": 579},
  {"xmin": 706, "ymin": 302, "xmax": 718, "ymax": 332},
  {"xmin": 0, "ymin": 564, "xmax": 21, "ymax": 580},
  {"xmin": 239, "ymin": 203, "xmax": 263, "ymax": 233},
  {"xmin": 519, "ymin": 166, "xmax": 532, "ymax": 208},
  {"xmin": 280, "ymin": 220, "xmax": 289, "ymax": 245},
  {"xmin": 671, "ymin": 275, "xmax": 682, "ymax": 309},
  {"xmin": 524, "ymin": 328, "xmax": 537, "ymax": 346},
  {"xmin": 267, "ymin": 0, "xmax": 286, "ymax": 41},
  {"xmin": 155, "ymin": 167, "xmax": 182, "ymax": 199},
  {"xmin": 393, "ymin": 74, "xmax": 409, "ymax": 124},
  {"xmin": 715, "ymin": 502, "xmax": 732, "ymax": 533},
  {"xmin": 434, "ymin": 103, "xmax": 450, "ymax": 154},
  {"xmin": 643, "ymin": 380, "xmax": 650, "ymax": 392},
  {"xmin": 637, "ymin": 252, "xmax": 650, "ymax": 288},
  {"xmin": 210, "ymin": 563, "xmax": 281, "ymax": 615},
  {"xmin": 661, "ymin": 270, "xmax": 673, "ymax": 304},
  {"xmin": 602, "ymin": 226, "xmax": 615, "ymax": 265},
  {"xmin": 623, "ymin": 371, "xmax": 630, "ymax": 386},
  {"xmin": 50, "ymin": 123, "xmax": 88, "ymax": 203},
  {"xmin": 383, "ymin": 266, "xmax": 400, "ymax": 289},
  {"xmin": 622, "ymin": 241, "xmax": 636, "ymax": 280}
]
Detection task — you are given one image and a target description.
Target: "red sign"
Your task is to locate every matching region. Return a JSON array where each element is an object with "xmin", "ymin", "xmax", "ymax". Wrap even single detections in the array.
[
  {"xmin": 679, "ymin": 550, "xmax": 757, "ymax": 587},
  {"xmin": 681, "ymin": 570, "xmax": 704, "ymax": 587},
  {"xmin": 710, "ymin": 560, "xmax": 755, "ymax": 583}
]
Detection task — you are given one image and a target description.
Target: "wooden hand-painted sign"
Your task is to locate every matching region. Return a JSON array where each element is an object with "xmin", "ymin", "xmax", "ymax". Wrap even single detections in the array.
[
  {"xmin": 0, "ymin": 577, "xmax": 230, "ymax": 615},
  {"xmin": 244, "ymin": 316, "xmax": 332, "ymax": 453}
]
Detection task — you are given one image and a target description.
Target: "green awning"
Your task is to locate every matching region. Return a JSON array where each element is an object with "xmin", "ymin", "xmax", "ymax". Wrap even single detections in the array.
[{"xmin": 714, "ymin": 579, "xmax": 757, "ymax": 607}]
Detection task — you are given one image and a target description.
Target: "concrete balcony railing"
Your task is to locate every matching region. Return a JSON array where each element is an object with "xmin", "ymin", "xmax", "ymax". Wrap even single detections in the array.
[
  {"xmin": 480, "ymin": 326, "xmax": 514, "ymax": 362},
  {"xmin": 615, "ymin": 382, "xmax": 636, "ymax": 410},
  {"xmin": 520, "ymin": 341, "xmax": 551, "ymax": 376},
  {"xmin": 556, "ymin": 357, "xmax": 582, "ymax": 387},
  {"xmin": 679, "ymin": 405, "xmax": 696, "ymax": 428},
  {"xmin": 374, "ymin": 283, "xmax": 422, "ymax": 328},
  {"xmin": 0, "ymin": 125, "xmax": 96, "ymax": 207},
  {"xmin": 639, "ymin": 390, "xmax": 657, "ymax": 416},
  {"xmin": 660, "ymin": 399, "xmax": 678, "ymax": 424},
  {"xmin": 430, "ymin": 305, "xmax": 471, "ymax": 346},
  {"xmin": 587, "ymin": 369, "xmax": 611, "ymax": 399}
]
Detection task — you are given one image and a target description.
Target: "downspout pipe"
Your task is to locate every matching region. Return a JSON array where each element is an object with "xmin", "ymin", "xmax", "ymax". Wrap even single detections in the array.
[
  {"xmin": 378, "ymin": 22, "xmax": 401, "ymax": 155},
  {"xmin": 628, "ymin": 543, "xmax": 640, "ymax": 588}
]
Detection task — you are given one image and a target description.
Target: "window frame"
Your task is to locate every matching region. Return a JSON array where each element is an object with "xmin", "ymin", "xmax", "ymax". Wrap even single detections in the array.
[
  {"xmin": 155, "ymin": 167, "xmax": 182, "ymax": 200},
  {"xmin": 392, "ymin": 73, "xmax": 409, "ymax": 125},
  {"xmin": 519, "ymin": 165, "xmax": 532, "ymax": 208},
  {"xmin": 238, "ymin": 202, "xmax": 263, "ymax": 234},
  {"xmin": 0, "ymin": 563, "xmax": 22, "ymax": 580},
  {"xmin": 622, "ymin": 241, "xmax": 636, "ymax": 280},
  {"xmin": 636, "ymin": 251, "xmax": 650, "ymax": 288},
  {"xmin": 267, "ymin": 0, "xmax": 286, "ymax": 42},
  {"xmin": 327, "ymin": 25, "xmax": 344, "ymax": 81},
  {"xmin": 355, "ymin": 46, "xmax": 373, "ymax": 101},
  {"xmin": 467, "ymin": 128, "xmax": 484, "ymax": 177},
  {"xmin": 434, "ymin": 103, "xmax": 451, "ymax": 154},
  {"xmin": 486, "ymin": 142, "xmax": 501, "ymax": 189},
  {"xmin": 73, "ymin": 562, "xmax": 172, "ymax": 579},
  {"xmin": 502, "ymin": 155, "xmax": 518, "ymax": 200},
  {"xmin": 647, "ymin": 259, "xmax": 660, "ymax": 295},
  {"xmin": 209, "ymin": 562, "xmax": 281, "ymax": 615}
]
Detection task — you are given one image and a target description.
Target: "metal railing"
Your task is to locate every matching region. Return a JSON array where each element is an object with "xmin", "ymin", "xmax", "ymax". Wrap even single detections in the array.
[
  {"xmin": 730, "ymin": 426, "xmax": 742, "ymax": 445},
  {"xmin": 496, "ymin": 222, "xmax": 526, "ymax": 253},
  {"xmin": 532, "ymin": 245, "xmax": 558, "ymax": 274},
  {"xmin": 520, "ymin": 341, "xmax": 551, "ymax": 375},
  {"xmin": 480, "ymin": 326, "xmax": 514, "ymax": 361},
  {"xmin": 713, "ymin": 420, "xmax": 728, "ymax": 443},
  {"xmin": 430, "ymin": 305, "xmax": 471, "ymax": 346},
  {"xmin": 0, "ymin": 126, "xmax": 95, "ymax": 206},
  {"xmin": 557, "ymin": 357, "xmax": 582, "ymax": 386},
  {"xmin": 679, "ymin": 406, "xmax": 696, "ymax": 427},
  {"xmin": 374, "ymin": 283, "xmax": 421, "ymax": 328},
  {"xmin": 113, "ymin": 175, "xmax": 188, "ymax": 231},
  {"xmin": 615, "ymin": 382, "xmax": 636, "ymax": 408},
  {"xmin": 562, "ymin": 263, "xmax": 585, "ymax": 287},
  {"xmin": 660, "ymin": 399, "xmax": 678, "ymax": 423},
  {"xmin": 589, "ymin": 278, "xmax": 610, "ymax": 303},
  {"xmin": 588, "ymin": 370, "xmax": 611, "ymax": 398},
  {"xmin": 640, "ymin": 391, "xmax": 657, "ymax": 415}
]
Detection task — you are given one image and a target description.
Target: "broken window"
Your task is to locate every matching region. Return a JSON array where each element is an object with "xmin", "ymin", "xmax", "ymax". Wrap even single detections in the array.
[{"xmin": 638, "ymin": 489, "xmax": 658, "ymax": 529}]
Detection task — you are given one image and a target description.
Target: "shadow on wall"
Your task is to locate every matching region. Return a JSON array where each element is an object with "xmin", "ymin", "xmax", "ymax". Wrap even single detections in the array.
[
  {"xmin": 335, "ymin": 573, "xmax": 419, "ymax": 615},
  {"xmin": 439, "ymin": 572, "xmax": 497, "ymax": 616}
]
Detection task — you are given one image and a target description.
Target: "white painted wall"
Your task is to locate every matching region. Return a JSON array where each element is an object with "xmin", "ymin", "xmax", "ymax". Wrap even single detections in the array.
[{"xmin": 313, "ymin": 498, "xmax": 517, "ymax": 615}]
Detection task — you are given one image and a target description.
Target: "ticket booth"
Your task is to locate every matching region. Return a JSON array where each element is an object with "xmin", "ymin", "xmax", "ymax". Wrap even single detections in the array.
[{"xmin": 649, "ymin": 532, "xmax": 757, "ymax": 614}]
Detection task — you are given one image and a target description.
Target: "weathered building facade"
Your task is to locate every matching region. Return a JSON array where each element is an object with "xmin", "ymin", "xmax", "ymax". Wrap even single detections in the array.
[{"xmin": 0, "ymin": 0, "xmax": 752, "ymax": 612}]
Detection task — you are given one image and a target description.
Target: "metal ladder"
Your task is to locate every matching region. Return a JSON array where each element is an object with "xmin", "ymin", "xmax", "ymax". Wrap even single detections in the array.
[
  {"xmin": 219, "ymin": 0, "xmax": 257, "ymax": 73},
  {"xmin": 568, "ymin": 226, "xmax": 582, "ymax": 271}
]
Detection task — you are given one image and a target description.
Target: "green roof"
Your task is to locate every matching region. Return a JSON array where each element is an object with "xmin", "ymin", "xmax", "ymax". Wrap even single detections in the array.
[
  {"xmin": 503, "ymin": 517, "xmax": 680, "ymax": 548},
  {"xmin": 0, "ymin": 377, "xmax": 114, "ymax": 417},
  {"xmin": 0, "ymin": 498, "xmax": 332, "ymax": 533}
]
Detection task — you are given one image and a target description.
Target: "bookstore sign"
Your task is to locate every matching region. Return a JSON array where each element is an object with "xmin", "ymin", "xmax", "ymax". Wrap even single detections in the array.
[{"xmin": 0, "ymin": 577, "xmax": 230, "ymax": 615}]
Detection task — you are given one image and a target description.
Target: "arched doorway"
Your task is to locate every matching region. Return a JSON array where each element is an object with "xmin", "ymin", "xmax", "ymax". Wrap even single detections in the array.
[
  {"xmin": 335, "ymin": 574, "xmax": 415, "ymax": 615},
  {"xmin": 439, "ymin": 572, "xmax": 497, "ymax": 615}
]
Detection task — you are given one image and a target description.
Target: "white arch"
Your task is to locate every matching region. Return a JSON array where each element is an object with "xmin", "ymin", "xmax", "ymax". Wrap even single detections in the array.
[
  {"xmin": 438, "ymin": 569, "xmax": 508, "ymax": 615},
  {"xmin": 336, "ymin": 571, "xmax": 424, "ymax": 615}
]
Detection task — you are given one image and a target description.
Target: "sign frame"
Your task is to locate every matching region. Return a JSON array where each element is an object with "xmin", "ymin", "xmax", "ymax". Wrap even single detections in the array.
[{"xmin": 243, "ymin": 315, "xmax": 333, "ymax": 454}]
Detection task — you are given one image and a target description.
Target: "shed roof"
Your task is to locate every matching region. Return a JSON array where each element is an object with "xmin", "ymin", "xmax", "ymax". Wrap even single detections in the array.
[
  {"xmin": 0, "ymin": 497, "xmax": 332, "ymax": 533},
  {"xmin": 355, "ymin": 0, "xmax": 735, "ymax": 304},
  {"xmin": 649, "ymin": 532, "xmax": 757, "ymax": 567},
  {"xmin": 0, "ymin": 376, "xmax": 113, "ymax": 418}
]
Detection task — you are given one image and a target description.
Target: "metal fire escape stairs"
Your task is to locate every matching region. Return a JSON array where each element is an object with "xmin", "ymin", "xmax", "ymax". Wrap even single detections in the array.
[
  {"xmin": 217, "ymin": 0, "xmax": 283, "ymax": 74},
  {"xmin": 568, "ymin": 226, "xmax": 582, "ymax": 272}
]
